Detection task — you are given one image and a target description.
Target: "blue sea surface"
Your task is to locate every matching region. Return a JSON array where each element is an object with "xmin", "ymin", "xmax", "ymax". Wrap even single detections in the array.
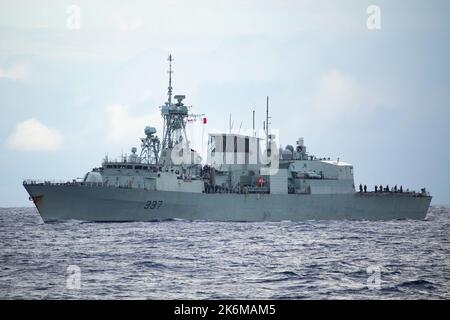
[{"xmin": 0, "ymin": 206, "xmax": 449, "ymax": 299}]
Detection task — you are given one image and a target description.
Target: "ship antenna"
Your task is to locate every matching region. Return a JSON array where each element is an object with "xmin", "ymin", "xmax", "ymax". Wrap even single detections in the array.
[
  {"xmin": 167, "ymin": 54, "xmax": 173, "ymax": 106},
  {"xmin": 252, "ymin": 109, "xmax": 255, "ymax": 137},
  {"xmin": 266, "ymin": 96, "xmax": 270, "ymax": 152}
]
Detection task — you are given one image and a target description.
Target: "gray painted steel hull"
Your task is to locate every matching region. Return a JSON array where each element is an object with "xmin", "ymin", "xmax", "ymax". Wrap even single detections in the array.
[{"xmin": 24, "ymin": 184, "xmax": 432, "ymax": 222}]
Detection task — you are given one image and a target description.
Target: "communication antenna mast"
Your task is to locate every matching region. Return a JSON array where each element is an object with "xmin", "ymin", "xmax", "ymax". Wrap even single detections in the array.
[
  {"xmin": 252, "ymin": 109, "xmax": 255, "ymax": 137},
  {"xmin": 160, "ymin": 54, "xmax": 190, "ymax": 151},
  {"xmin": 266, "ymin": 96, "xmax": 271, "ymax": 152},
  {"xmin": 167, "ymin": 54, "xmax": 173, "ymax": 106}
]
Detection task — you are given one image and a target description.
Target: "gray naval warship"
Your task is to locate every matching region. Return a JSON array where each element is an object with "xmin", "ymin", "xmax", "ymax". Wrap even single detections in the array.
[{"xmin": 24, "ymin": 55, "xmax": 431, "ymax": 222}]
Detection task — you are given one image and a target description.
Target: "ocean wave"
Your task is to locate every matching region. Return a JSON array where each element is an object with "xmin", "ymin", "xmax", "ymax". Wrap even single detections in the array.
[{"xmin": 0, "ymin": 206, "xmax": 449, "ymax": 299}]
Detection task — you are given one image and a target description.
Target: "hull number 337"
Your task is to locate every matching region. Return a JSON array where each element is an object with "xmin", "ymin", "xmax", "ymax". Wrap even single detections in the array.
[{"xmin": 144, "ymin": 200, "xmax": 163, "ymax": 210}]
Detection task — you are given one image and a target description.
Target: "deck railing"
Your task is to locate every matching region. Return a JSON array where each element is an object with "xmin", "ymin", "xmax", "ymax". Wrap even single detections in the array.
[{"xmin": 23, "ymin": 180, "xmax": 129, "ymax": 188}]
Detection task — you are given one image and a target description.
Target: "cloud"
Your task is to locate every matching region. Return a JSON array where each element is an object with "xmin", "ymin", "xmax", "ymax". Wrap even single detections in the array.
[
  {"xmin": 310, "ymin": 69, "xmax": 375, "ymax": 118},
  {"xmin": 105, "ymin": 104, "xmax": 163, "ymax": 146},
  {"xmin": 111, "ymin": 13, "xmax": 144, "ymax": 31},
  {"xmin": 0, "ymin": 62, "xmax": 30, "ymax": 81},
  {"xmin": 6, "ymin": 119, "xmax": 63, "ymax": 152}
]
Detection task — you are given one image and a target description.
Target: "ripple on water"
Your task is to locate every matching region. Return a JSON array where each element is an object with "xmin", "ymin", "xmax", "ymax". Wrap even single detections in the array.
[{"xmin": 0, "ymin": 206, "xmax": 449, "ymax": 299}]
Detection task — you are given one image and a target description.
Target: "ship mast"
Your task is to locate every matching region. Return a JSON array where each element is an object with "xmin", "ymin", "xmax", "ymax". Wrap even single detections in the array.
[
  {"xmin": 160, "ymin": 54, "xmax": 190, "ymax": 153},
  {"xmin": 140, "ymin": 126, "xmax": 160, "ymax": 164},
  {"xmin": 266, "ymin": 96, "xmax": 270, "ymax": 153},
  {"xmin": 252, "ymin": 109, "xmax": 255, "ymax": 137},
  {"xmin": 167, "ymin": 54, "xmax": 173, "ymax": 107}
]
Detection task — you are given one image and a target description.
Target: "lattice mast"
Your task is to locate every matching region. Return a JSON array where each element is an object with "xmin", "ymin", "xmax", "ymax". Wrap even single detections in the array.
[{"xmin": 160, "ymin": 54, "xmax": 190, "ymax": 150}]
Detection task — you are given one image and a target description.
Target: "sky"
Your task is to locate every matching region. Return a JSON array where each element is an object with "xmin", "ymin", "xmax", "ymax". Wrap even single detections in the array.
[{"xmin": 0, "ymin": 0, "xmax": 449, "ymax": 206}]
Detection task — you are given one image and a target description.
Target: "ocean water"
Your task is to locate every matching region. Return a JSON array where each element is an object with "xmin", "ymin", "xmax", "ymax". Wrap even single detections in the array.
[{"xmin": 0, "ymin": 206, "xmax": 449, "ymax": 299}]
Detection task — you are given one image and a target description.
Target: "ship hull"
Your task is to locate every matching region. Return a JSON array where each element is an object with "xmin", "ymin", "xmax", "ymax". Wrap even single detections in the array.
[{"xmin": 24, "ymin": 184, "xmax": 432, "ymax": 222}]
